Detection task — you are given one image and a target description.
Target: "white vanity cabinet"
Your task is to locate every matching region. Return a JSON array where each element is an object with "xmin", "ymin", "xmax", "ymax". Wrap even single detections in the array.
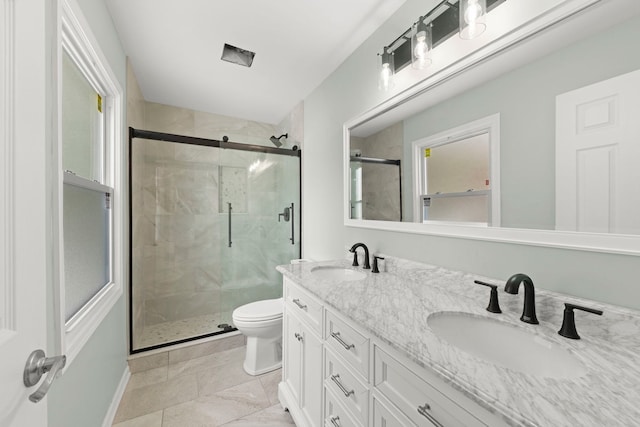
[
  {"xmin": 373, "ymin": 345, "xmax": 486, "ymax": 427},
  {"xmin": 280, "ymin": 278, "xmax": 324, "ymax": 427},
  {"xmin": 279, "ymin": 276, "xmax": 508, "ymax": 427}
]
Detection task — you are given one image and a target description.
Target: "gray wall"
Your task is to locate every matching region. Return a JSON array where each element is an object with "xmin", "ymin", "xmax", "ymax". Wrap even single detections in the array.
[
  {"xmin": 48, "ymin": 0, "xmax": 128, "ymax": 425},
  {"xmin": 303, "ymin": 1, "xmax": 640, "ymax": 309},
  {"xmin": 48, "ymin": 302, "xmax": 127, "ymax": 427},
  {"xmin": 403, "ymin": 16, "xmax": 640, "ymax": 230},
  {"xmin": 303, "ymin": 0, "xmax": 427, "ymax": 261}
]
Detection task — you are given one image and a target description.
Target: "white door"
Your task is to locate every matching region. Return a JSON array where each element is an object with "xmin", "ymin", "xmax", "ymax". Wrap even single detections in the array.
[
  {"xmin": 556, "ymin": 69, "xmax": 640, "ymax": 234},
  {"xmin": 0, "ymin": 0, "xmax": 54, "ymax": 425}
]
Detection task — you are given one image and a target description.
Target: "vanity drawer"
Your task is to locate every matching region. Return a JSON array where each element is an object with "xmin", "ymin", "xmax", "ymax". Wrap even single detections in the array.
[
  {"xmin": 324, "ymin": 348, "xmax": 368, "ymax": 426},
  {"xmin": 373, "ymin": 346, "xmax": 485, "ymax": 427},
  {"xmin": 325, "ymin": 311, "xmax": 370, "ymax": 380},
  {"xmin": 285, "ymin": 279, "xmax": 323, "ymax": 335},
  {"xmin": 324, "ymin": 387, "xmax": 363, "ymax": 427},
  {"xmin": 372, "ymin": 394, "xmax": 416, "ymax": 427}
]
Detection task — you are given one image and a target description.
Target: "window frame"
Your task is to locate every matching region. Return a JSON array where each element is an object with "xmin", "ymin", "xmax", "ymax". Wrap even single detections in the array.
[
  {"xmin": 55, "ymin": 0, "xmax": 124, "ymax": 365},
  {"xmin": 412, "ymin": 113, "xmax": 501, "ymax": 227}
]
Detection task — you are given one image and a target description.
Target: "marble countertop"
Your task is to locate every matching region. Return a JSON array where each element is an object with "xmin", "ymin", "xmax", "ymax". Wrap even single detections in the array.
[{"xmin": 276, "ymin": 256, "xmax": 640, "ymax": 427}]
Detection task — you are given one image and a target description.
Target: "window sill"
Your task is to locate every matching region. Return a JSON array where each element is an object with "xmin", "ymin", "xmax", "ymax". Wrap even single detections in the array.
[{"xmin": 64, "ymin": 280, "xmax": 123, "ymax": 366}]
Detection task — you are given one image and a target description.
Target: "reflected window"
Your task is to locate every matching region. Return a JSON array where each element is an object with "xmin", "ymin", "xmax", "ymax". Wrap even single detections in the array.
[{"xmin": 414, "ymin": 114, "xmax": 500, "ymax": 226}]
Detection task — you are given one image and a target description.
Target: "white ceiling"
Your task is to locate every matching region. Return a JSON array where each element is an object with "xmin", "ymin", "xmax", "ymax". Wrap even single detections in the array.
[{"xmin": 106, "ymin": 0, "xmax": 407, "ymax": 125}]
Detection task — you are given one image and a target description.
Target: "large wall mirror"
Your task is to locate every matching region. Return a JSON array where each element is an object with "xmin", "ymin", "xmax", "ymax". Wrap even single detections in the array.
[{"xmin": 344, "ymin": 0, "xmax": 640, "ymax": 255}]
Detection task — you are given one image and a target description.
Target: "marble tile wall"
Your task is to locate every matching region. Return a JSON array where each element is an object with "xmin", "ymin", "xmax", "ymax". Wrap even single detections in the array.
[
  {"xmin": 276, "ymin": 101, "xmax": 304, "ymax": 150},
  {"xmin": 127, "ymin": 60, "xmax": 146, "ymax": 344},
  {"xmin": 138, "ymin": 142, "xmax": 223, "ymax": 329},
  {"xmin": 144, "ymin": 101, "xmax": 280, "ymax": 147},
  {"xmin": 350, "ymin": 122, "xmax": 403, "ymax": 221},
  {"xmin": 128, "ymin": 66, "xmax": 302, "ymax": 349}
]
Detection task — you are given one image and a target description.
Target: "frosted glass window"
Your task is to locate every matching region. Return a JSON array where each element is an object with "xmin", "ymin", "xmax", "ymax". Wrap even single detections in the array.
[
  {"xmin": 62, "ymin": 50, "xmax": 103, "ymax": 181},
  {"xmin": 63, "ymin": 183, "xmax": 111, "ymax": 321}
]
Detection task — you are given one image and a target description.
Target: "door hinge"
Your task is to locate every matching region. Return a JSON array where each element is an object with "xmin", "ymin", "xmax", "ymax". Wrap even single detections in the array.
[{"xmin": 105, "ymin": 192, "xmax": 111, "ymax": 209}]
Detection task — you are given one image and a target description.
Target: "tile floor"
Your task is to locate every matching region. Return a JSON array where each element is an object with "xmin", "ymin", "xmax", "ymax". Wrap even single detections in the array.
[{"xmin": 113, "ymin": 335, "xmax": 295, "ymax": 427}]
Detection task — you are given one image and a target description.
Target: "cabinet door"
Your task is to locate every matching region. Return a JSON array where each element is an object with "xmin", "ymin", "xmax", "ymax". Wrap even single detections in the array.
[
  {"xmin": 301, "ymin": 319, "xmax": 323, "ymax": 427},
  {"xmin": 284, "ymin": 313, "xmax": 302, "ymax": 404}
]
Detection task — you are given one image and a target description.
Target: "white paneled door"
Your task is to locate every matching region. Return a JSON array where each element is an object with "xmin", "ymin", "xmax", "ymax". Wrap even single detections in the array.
[
  {"xmin": 1, "ymin": 0, "xmax": 52, "ymax": 425},
  {"xmin": 556, "ymin": 69, "xmax": 640, "ymax": 235}
]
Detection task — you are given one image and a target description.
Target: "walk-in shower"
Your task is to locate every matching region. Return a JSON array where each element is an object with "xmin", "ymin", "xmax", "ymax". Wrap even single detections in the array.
[
  {"xmin": 350, "ymin": 156, "xmax": 402, "ymax": 221},
  {"xmin": 129, "ymin": 128, "xmax": 301, "ymax": 353}
]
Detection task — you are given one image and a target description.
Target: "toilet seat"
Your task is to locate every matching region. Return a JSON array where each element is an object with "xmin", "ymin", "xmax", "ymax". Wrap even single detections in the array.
[{"xmin": 233, "ymin": 298, "xmax": 282, "ymax": 322}]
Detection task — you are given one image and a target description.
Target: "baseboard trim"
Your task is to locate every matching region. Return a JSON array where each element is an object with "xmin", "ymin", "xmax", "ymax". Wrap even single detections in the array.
[{"xmin": 102, "ymin": 365, "xmax": 130, "ymax": 427}]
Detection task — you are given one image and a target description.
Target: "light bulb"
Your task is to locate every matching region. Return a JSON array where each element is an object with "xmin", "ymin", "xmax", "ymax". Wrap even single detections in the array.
[
  {"xmin": 413, "ymin": 31, "xmax": 428, "ymax": 60},
  {"xmin": 460, "ymin": 0, "xmax": 486, "ymax": 39},
  {"xmin": 380, "ymin": 63, "xmax": 392, "ymax": 90},
  {"xmin": 464, "ymin": 0, "xmax": 483, "ymax": 25}
]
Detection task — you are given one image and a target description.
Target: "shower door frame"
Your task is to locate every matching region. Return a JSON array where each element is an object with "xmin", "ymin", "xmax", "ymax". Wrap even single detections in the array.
[{"xmin": 128, "ymin": 127, "xmax": 302, "ymax": 354}]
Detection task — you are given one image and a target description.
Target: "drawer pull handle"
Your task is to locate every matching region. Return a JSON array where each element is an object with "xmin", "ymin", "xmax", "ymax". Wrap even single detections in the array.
[
  {"xmin": 331, "ymin": 332, "xmax": 355, "ymax": 350},
  {"xmin": 292, "ymin": 298, "xmax": 307, "ymax": 310},
  {"xmin": 331, "ymin": 374, "xmax": 355, "ymax": 397},
  {"xmin": 330, "ymin": 415, "xmax": 341, "ymax": 427},
  {"xmin": 417, "ymin": 403, "xmax": 444, "ymax": 427},
  {"xmin": 294, "ymin": 332, "xmax": 303, "ymax": 342}
]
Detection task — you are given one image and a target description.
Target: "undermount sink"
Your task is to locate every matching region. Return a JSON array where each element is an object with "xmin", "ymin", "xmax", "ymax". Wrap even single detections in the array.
[
  {"xmin": 310, "ymin": 266, "xmax": 366, "ymax": 281},
  {"xmin": 427, "ymin": 311, "xmax": 586, "ymax": 379}
]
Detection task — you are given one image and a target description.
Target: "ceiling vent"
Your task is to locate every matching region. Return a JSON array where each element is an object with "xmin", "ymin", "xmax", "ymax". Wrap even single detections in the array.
[{"xmin": 221, "ymin": 43, "xmax": 255, "ymax": 67}]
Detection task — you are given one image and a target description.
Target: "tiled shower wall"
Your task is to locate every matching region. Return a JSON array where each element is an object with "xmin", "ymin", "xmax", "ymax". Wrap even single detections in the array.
[
  {"xmin": 127, "ymin": 61, "xmax": 302, "ymax": 349},
  {"xmin": 127, "ymin": 60, "xmax": 146, "ymax": 344}
]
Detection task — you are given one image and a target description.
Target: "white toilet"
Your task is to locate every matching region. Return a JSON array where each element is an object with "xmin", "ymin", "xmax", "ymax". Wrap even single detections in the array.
[{"xmin": 232, "ymin": 297, "xmax": 283, "ymax": 375}]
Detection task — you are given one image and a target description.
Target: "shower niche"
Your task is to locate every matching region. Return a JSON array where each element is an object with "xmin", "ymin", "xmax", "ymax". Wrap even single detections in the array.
[{"xmin": 129, "ymin": 128, "xmax": 300, "ymax": 352}]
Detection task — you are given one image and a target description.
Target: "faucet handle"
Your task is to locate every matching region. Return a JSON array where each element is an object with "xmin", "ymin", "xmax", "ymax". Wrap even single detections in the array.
[
  {"xmin": 372, "ymin": 256, "xmax": 385, "ymax": 273},
  {"xmin": 474, "ymin": 280, "xmax": 502, "ymax": 313},
  {"xmin": 558, "ymin": 303, "xmax": 603, "ymax": 340}
]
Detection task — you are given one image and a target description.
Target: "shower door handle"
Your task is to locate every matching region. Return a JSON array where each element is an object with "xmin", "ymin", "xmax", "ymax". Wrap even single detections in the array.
[
  {"xmin": 227, "ymin": 202, "xmax": 232, "ymax": 248},
  {"xmin": 289, "ymin": 203, "xmax": 295, "ymax": 245}
]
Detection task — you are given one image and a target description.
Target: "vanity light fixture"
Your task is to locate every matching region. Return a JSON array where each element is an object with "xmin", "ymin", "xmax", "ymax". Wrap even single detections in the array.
[
  {"xmin": 459, "ymin": 0, "xmax": 487, "ymax": 39},
  {"xmin": 411, "ymin": 17, "xmax": 432, "ymax": 69},
  {"xmin": 376, "ymin": 0, "xmax": 503, "ymax": 88},
  {"xmin": 378, "ymin": 47, "xmax": 395, "ymax": 91}
]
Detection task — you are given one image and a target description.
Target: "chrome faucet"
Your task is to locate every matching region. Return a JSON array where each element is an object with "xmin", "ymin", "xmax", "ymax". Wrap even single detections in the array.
[
  {"xmin": 349, "ymin": 243, "xmax": 370, "ymax": 269},
  {"xmin": 504, "ymin": 273, "xmax": 539, "ymax": 324}
]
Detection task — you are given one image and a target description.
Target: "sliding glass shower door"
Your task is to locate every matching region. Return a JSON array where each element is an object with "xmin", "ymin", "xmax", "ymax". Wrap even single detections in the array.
[
  {"xmin": 218, "ymin": 147, "xmax": 300, "ymax": 324},
  {"xmin": 130, "ymin": 130, "xmax": 300, "ymax": 352}
]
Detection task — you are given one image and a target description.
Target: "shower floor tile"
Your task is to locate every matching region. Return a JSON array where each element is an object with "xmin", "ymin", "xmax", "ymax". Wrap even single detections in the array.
[{"xmin": 136, "ymin": 311, "xmax": 234, "ymax": 349}]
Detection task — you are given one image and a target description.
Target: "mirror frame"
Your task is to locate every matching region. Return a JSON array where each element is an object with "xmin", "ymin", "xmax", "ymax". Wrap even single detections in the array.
[{"xmin": 344, "ymin": 0, "xmax": 640, "ymax": 256}]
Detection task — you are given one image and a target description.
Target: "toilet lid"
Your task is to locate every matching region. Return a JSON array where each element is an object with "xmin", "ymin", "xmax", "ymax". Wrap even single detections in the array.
[{"xmin": 233, "ymin": 298, "xmax": 283, "ymax": 321}]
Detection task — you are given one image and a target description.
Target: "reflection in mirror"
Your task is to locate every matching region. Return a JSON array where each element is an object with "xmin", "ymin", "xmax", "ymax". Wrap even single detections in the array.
[
  {"xmin": 413, "ymin": 114, "xmax": 499, "ymax": 226},
  {"xmin": 350, "ymin": 122, "xmax": 403, "ymax": 221},
  {"xmin": 421, "ymin": 133, "xmax": 490, "ymax": 224},
  {"xmin": 346, "ymin": 3, "xmax": 640, "ymax": 236}
]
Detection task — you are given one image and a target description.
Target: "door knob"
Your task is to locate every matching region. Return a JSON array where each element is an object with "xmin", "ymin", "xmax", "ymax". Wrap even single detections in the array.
[{"xmin": 23, "ymin": 349, "xmax": 66, "ymax": 403}]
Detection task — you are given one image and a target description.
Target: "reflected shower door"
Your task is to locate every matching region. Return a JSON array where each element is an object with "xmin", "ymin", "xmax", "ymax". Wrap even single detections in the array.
[{"xmin": 219, "ymin": 147, "xmax": 300, "ymax": 325}]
